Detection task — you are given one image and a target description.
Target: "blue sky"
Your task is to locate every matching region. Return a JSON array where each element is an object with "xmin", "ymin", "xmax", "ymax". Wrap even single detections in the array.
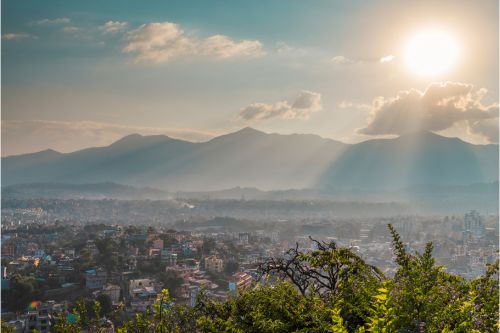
[{"xmin": 2, "ymin": 0, "xmax": 499, "ymax": 155}]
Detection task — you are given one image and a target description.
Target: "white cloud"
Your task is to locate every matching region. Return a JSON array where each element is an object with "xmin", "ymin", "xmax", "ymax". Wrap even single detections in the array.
[
  {"xmin": 35, "ymin": 17, "xmax": 71, "ymax": 25},
  {"xmin": 239, "ymin": 90, "xmax": 322, "ymax": 121},
  {"xmin": 1, "ymin": 120, "xmax": 217, "ymax": 156},
  {"xmin": 468, "ymin": 118, "xmax": 499, "ymax": 143},
  {"xmin": 276, "ymin": 41, "xmax": 292, "ymax": 53},
  {"xmin": 331, "ymin": 56, "xmax": 355, "ymax": 65},
  {"xmin": 2, "ymin": 33, "xmax": 37, "ymax": 41},
  {"xmin": 123, "ymin": 22, "xmax": 263, "ymax": 63},
  {"xmin": 99, "ymin": 21, "xmax": 128, "ymax": 34},
  {"xmin": 357, "ymin": 82, "xmax": 499, "ymax": 142},
  {"xmin": 332, "ymin": 55, "xmax": 396, "ymax": 65},
  {"xmin": 338, "ymin": 101, "xmax": 371, "ymax": 110},
  {"xmin": 379, "ymin": 55, "xmax": 395, "ymax": 63}
]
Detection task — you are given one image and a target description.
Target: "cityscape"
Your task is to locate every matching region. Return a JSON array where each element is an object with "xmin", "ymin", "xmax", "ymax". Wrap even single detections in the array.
[
  {"xmin": 1, "ymin": 0, "xmax": 498, "ymax": 332},
  {"xmin": 1, "ymin": 196, "xmax": 498, "ymax": 331}
]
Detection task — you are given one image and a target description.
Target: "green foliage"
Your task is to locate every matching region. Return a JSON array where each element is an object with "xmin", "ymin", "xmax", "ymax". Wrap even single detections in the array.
[
  {"xmin": 1, "ymin": 321, "xmax": 15, "ymax": 333},
  {"xmin": 331, "ymin": 306, "xmax": 349, "ymax": 333},
  {"xmin": 364, "ymin": 285, "xmax": 396, "ymax": 333},
  {"xmin": 118, "ymin": 289, "xmax": 199, "ymax": 332},
  {"xmin": 197, "ymin": 281, "xmax": 331, "ymax": 333},
  {"xmin": 3, "ymin": 274, "xmax": 41, "ymax": 312},
  {"xmin": 96, "ymin": 293, "xmax": 113, "ymax": 317},
  {"xmin": 157, "ymin": 271, "xmax": 184, "ymax": 298}
]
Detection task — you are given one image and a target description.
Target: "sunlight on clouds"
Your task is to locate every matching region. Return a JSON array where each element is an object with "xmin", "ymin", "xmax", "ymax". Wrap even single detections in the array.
[
  {"xmin": 357, "ymin": 82, "xmax": 499, "ymax": 142},
  {"xmin": 379, "ymin": 55, "xmax": 395, "ymax": 63},
  {"xmin": 123, "ymin": 22, "xmax": 263, "ymax": 63},
  {"xmin": 99, "ymin": 21, "xmax": 128, "ymax": 34},
  {"xmin": 239, "ymin": 91, "xmax": 322, "ymax": 121}
]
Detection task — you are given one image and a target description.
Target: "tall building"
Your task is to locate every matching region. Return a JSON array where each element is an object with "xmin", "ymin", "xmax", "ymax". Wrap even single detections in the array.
[{"xmin": 463, "ymin": 210, "xmax": 484, "ymax": 241}]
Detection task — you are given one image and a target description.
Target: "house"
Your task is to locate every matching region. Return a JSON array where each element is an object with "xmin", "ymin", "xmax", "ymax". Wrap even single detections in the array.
[
  {"xmin": 128, "ymin": 279, "xmax": 161, "ymax": 299},
  {"xmin": 85, "ymin": 269, "xmax": 107, "ymax": 289}
]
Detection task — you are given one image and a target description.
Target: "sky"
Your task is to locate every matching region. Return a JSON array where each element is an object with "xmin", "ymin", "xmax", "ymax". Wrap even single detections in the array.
[{"xmin": 2, "ymin": 0, "xmax": 499, "ymax": 156}]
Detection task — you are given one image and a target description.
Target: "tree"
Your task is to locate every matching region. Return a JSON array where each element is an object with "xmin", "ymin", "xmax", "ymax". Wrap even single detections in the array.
[
  {"xmin": 157, "ymin": 271, "xmax": 184, "ymax": 298},
  {"xmin": 224, "ymin": 261, "xmax": 239, "ymax": 275},
  {"xmin": 95, "ymin": 238, "xmax": 119, "ymax": 273},
  {"xmin": 386, "ymin": 224, "xmax": 498, "ymax": 332},
  {"xmin": 259, "ymin": 237, "xmax": 383, "ymax": 330},
  {"xmin": 3, "ymin": 274, "xmax": 40, "ymax": 312},
  {"xmin": 197, "ymin": 281, "xmax": 331, "ymax": 333},
  {"xmin": 96, "ymin": 293, "xmax": 113, "ymax": 317}
]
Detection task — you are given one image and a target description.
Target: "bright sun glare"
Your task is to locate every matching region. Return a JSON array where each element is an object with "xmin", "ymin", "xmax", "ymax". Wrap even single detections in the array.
[{"xmin": 404, "ymin": 29, "xmax": 459, "ymax": 77}]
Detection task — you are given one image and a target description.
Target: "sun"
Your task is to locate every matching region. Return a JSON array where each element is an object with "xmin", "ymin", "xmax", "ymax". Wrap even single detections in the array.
[{"xmin": 403, "ymin": 29, "xmax": 459, "ymax": 77}]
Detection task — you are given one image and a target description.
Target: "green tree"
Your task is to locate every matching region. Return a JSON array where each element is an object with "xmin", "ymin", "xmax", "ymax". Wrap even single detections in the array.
[
  {"xmin": 96, "ymin": 293, "xmax": 113, "ymax": 317},
  {"xmin": 157, "ymin": 271, "xmax": 184, "ymax": 298},
  {"xmin": 197, "ymin": 281, "xmax": 331, "ymax": 333}
]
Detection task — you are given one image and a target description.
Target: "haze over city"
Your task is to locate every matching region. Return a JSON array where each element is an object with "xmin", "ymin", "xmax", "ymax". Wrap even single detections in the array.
[{"xmin": 1, "ymin": 1, "xmax": 498, "ymax": 332}]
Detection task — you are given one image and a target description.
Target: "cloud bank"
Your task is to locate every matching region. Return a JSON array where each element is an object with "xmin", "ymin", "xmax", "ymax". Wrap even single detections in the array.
[
  {"xmin": 239, "ymin": 90, "xmax": 322, "ymax": 121},
  {"xmin": 123, "ymin": 22, "xmax": 263, "ymax": 63},
  {"xmin": 357, "ymin": 82, "xmax": 499, "ymax": 142}
]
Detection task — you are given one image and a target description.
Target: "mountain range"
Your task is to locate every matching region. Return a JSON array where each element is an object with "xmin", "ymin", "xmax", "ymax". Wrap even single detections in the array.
[{"xmin": 2, "ymin": 128, "xmax": 498, "ymax": 192}]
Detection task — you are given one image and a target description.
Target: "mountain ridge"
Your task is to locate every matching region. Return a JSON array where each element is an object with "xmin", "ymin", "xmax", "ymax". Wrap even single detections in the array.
[{"xmin": 2, "ymin": 128, "xmax": 498, "ymax": 191}]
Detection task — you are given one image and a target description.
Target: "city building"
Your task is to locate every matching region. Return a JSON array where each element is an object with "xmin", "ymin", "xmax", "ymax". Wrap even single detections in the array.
[
  {"xmin": 85, "ymin": 269, "xmax": 107, "ymax": 289},
  {"xmin": 204, "ymin": 255, "xmax": 224, "ymax": 273}
]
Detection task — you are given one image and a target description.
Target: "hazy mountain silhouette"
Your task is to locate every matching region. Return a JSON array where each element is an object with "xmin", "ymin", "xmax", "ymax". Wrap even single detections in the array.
[
  {"xmin": 319, "ymin": 131, "xmax": 498, "ymax": 190},
  {"xmin": 2, "ymin": 129, "xmax": 498, "ymax": 191},
  {"xmin": 2, "ymin": 182, "xmax": 168, "ymax": 200}
]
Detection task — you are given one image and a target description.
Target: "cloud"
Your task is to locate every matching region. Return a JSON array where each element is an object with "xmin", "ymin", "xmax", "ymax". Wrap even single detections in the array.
[
  {"xmin": 332, "ymin": 55, "xmax": 397, "ymax": 65},
  {"xmin": 331, "ymin": 56, "xmax": 355, "ymax": 65},
  {"xmin": 276, "ymin": 41, "xmax": 293, "ymax": 54},
  {"xmin": 123, "ymin": 22, "xmax": 263, "ymax": 63},
  {"xmin": 239, "ymin": 90, "xmax": 322, "ymax": 121},
  {"xmin": 2, "ymin": 33, "xmax": 37, "ymax": 41},
  {"xmin": 379, "ymin": 55, "xmax": 395, "ymax": 63},
  {"xmin": 468, "ymin": 118, "xmax": 499, "ymax": 143},
  {"xmin": 35, "ymin": 17, "xmax": 71, "ymax": 25},
  {"xmin": 338, "ymin": 101, "xmax": 371, "ymax": 110},
  {"xmin": 357, "ymin": 82, "xmax": 499, "ymax": 142},
  {"xmin": 61, "ymin": 26, "xmax": 80, "ymax": 34},
  {"xmin": 1, "ymin": 120, "xmax": 216, "ymax": 156},
  {"xmin": 99, "ymin": 21, "xmax": 128, "ymax": 34}
]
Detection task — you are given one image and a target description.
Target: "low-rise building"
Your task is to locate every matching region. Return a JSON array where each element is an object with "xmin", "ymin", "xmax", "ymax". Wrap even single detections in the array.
[{"xmin": 85, "ymin": 269, "xmax": 107, "ymax": 290}]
